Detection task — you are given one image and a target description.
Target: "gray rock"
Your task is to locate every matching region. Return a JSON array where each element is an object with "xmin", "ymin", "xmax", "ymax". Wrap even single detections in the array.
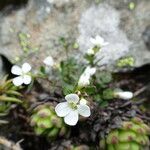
[
  {"xmin": 0, "ymin": 0, "xmax": 150, "ymax": 74},
  {"xmin": 0, "ymin": 58, "xmax": 3, "ymax": 79}
]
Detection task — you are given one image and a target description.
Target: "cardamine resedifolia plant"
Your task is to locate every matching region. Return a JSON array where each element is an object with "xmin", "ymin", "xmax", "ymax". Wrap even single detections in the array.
[
  {"xmin": 101, "ymin": 117, "xmax": 150, "ymax": 150},
  {"xmin": 7, "ymin": 35, "xmax": 149, "ymax": 149},
  {"xmin": 30, "ymin": 103, "xmax": 68, "ymax": 139}
]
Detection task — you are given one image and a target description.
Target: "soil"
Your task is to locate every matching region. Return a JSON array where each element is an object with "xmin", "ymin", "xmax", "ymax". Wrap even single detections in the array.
[{"xmin": 0, "ymin": 64, "xmax": 150, "ymax": 150}]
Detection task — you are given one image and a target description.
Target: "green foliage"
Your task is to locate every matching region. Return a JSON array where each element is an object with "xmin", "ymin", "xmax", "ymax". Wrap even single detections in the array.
[
  {"xmin": 30, "ymin": 103, "xmax": 68, "ymax": 139},
  {"xmin": 84, "ymin": 46, "xmax": 100, "ymax": 66},
  {"xmin": 84, "ymin": 54, "xmax": 95, "ymax": 65},
  {"xmin": 117, "ymin": 57, "xmax": 135, "ymax": 68},
  {"xmin": 97, "ymin": 71, "xmax": 112, "ymax": 86},
  {"xmin": 0, "ymin": 76, "xmax": 22, "ymax": 112},
  {"xmin": 18, "ymin": 32, "xmax": 31, "ymax": 53},
  {"xmin": 102, "ymin": 89, "xmax": 114, "ymax": 100},
  {"xmin": 60, "ymin": 58, "xmax": 84, "ymax": 95},
  {"xmin": 15, "ymin": 32, "xmax": 39, "ymax": 63},
  {"xmin": 101, "ymin": 117, "xmax": 150, "ymax": 150}
]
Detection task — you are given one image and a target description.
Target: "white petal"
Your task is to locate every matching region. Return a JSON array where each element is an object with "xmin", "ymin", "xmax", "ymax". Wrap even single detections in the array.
[
  {"xmin": 11, "ymin": 65, "xmax": 22, "ymax": 75},
  {"xmin": 77, "ymin": 104, "xmax": 91, "ymax": 117},
  {"xmin": 12, "ymin": 76, "xmax": 23, "ymax": 86},
  {"xmin": 87, "ymin": 48, "xmax": 94, "ymax": 55},
  {"xmin": 90, "ymin": 35, "xmax": 108, "ymax": 47},
  {"xmin": 23, "ymin": 75, "xmax": 32, "ymax": 85},
  {"xmin": 64, "ymin": 110, "xmax": 78, "ymax": 126},
  {"xmin": 80, "ymin": 98, "xmax": 87, "ymax": 105},
  {"xmin": 22, "ymin": 63, "xmax": 31, "ymax": 73},
  {"xmin": 84, "ymin": 66, "xmax": 96, "ymax": 76},
  {"xmin": 65, "ymin": 94, "xmax": 79, "ymax": 104},
  {"xmin": 55, "ymin": 102, "xmax": 71, "ymax": 117},
  {"xmin": 97, "ymin": 35, "xmax": 104, "ymax": 43},
  {"xmin": 43, "ymin": 56, "xmax": 54, "ymax": 66},
  {"xmin": 78, "ymin": 74, "xmax": 90, "ymax": 87},
  {"xmin": 90, "ymin": 38, "xmax": 96, "ymax": 44}
]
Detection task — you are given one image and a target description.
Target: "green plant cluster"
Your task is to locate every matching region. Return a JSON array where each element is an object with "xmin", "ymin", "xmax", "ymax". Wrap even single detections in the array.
[
  {"xmin": 60, "ymin": 58, "xmax": 84, "ymax": 95},
  {"xmin": 17, "ymin": 32, "xmax": 39, "ymax": 63},
  {"xmin": 101, "ymin": 117, "xmax": 150, "ymax": 150},
  {"xmin": 117, "ymin": 57, "xmax": 135, "ymax": 68},
  {"xmin": 0, "ymin": 76, "xmax": 22, "ymax": 114},
  {"xmin": 30, "ymin": 103, "xmax": 68, "ymax": 139}
]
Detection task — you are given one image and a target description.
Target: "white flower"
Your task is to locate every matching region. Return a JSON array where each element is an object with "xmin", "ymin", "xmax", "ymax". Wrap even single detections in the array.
[
  {"xmin": 84, "ymin": 66, "xmax": 96, "ymax": 76},
  {"xmin": 78, "ymin": 66, "xmax": 96, "ymax": 87},
  {"xmin": 78, "ymin": 74, "xmax": 90, "ymax": 87},
  {"xmin": 87, "ymin": 48, "xmax": 94, "ymax": 55},
  {"xmin": 55, "ymin": 94, "xmax": 91, "ymax": 126},
  {"xmin": 43, "ymin": 56, "xmax": 54, "ymax": 67},
  {"xmin": 11, "ymin": 63, "xmax": 32, "ymax": 86},
  {"xmin": 114, "ymin": 91, "xmax": 133, "ymax": 100},
  {"xmin": 90, "ymin": 35, "xmax": 109, "ymax": 47}
]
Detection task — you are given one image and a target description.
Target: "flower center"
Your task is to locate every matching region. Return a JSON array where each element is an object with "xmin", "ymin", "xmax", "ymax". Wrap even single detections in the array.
[{"xmin": 68, "ymin": 102, "xmax": 77, "ymax": 110}]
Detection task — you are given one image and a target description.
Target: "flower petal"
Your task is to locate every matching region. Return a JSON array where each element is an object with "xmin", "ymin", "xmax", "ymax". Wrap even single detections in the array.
[
  {"xmin": 22, "ymin": 63, "xmax": 31, "ymax": 73},
  {"xmin": 12, "ymin": 76, "xmax": 23, "ymax": 86},
  {"xmin": 11, "ymin": 65, "xmax": 22, "ymax": 75},
  {"xmin": 65, "ymin": 94, "xmax": 79, "ymax": 104},
  {"xmin": 43, "ymin": 56, "xmax": 54, "ymax": 66},
  {"xmin": 77, "ymin": 104, "xmax": 91, "ymax": 117},
  {"xmin": 80, "ymin": 98, "xmax": 87, "ymax": 105},
  {"xmin": 97, "ymin": 35, "xmax": 104, "ymax": 43},
  {"xmin": 23, "ymin": 75, "xmax": 32, "ymax": 85},
  {"xmin": 64, "ymin": 110, "xmax": 78, "ymax": 126},
  {"xmin": 55, "ymin": 102, "xmax": 71, "ymax": 117},
  {"xmin": 78, "ymin": 74, "xmax": 90, "ymax": 87},
  {"xmin": 84, "ymin": 66, "xmax": 96, "ymax": 76}
]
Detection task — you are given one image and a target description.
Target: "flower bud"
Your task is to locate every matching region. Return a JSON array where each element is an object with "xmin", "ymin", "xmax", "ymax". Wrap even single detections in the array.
[{"xmin": 114, "ymin": 91, "xmax": 133, "ymax": 100}]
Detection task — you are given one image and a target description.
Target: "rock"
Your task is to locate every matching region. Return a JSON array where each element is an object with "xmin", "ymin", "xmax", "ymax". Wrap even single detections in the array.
[
  {"xmin": 0, "ymin": 58, "xmax": 3, "ymax": 79},
  {"xmin": 0, "ymin": 0, "xmax": 150, "ymax": 73},
  {"xmin": 143, "ymin": 26, "xmax": 150, "ymax": 50}
]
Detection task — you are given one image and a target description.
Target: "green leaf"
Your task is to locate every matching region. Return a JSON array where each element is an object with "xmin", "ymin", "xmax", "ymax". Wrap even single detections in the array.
[
  {"xmin": 93, "ymin": 94, "xmax": 103, "ymax": 103},
  {"xmin": 84, "ymin": 86, "xmax": 96, "ymax": 95},
  {"xmin": 100, "ymin": 101, "xmax": 108, "ymax": 107},
  {"xmin": 40, "ymin": 66, "xmax": 46, "ymax": 74},
  {"xmin": 62, "ymin": 84, "xmax": 75, "ymax": 95},
  {"xmin": 5, "ymin": 90, "xmax": 22, "ymax": 96},
  {"xmin": 0, "ymin": 96, "xmax": 22, "ymax": 103},
  {"xmin": 99, "ymin": 71, "xmax": 112, "ymax": 84},
  {"xmin": 102, "ymin": 89, "xmax": 114, "ymax": 100}
]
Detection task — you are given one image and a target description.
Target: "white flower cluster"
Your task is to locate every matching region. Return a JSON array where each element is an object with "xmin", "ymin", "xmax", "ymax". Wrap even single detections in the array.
[
  {"xmin": 10, "ymin": 38, "xmax": 134, "ymax": 128},
  {"xmin": 55, "ymin": 94, "xmax": 90, "ymax": 126},
  {"xmin": 11, "ymin": 56, "xmax": 54, "ymax": 86}
]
